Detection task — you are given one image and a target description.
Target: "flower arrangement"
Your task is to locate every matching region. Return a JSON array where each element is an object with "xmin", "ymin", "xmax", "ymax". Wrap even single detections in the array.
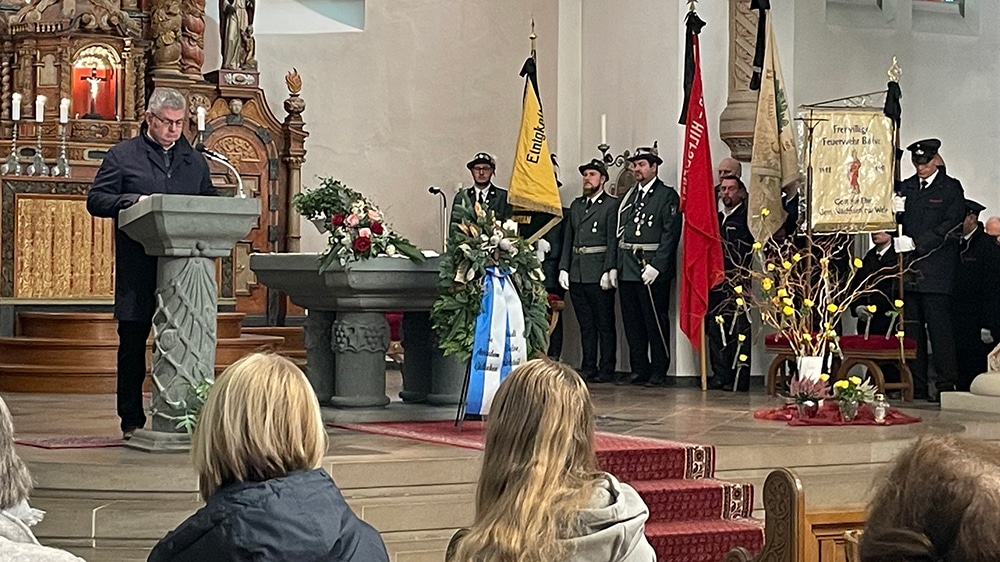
[
  {"xmin": 727, "ymin": 223, "xmax": 907, "ymax": 360},
  {"xmin": 787, "ymin": 373, "xmax": 831, "ymax": 404},
  {"xmin": 431, "ymin": 202, "xmax": 549, "ymax": 362},
  {"xmin": 832, "ymin": 375, "xmax": 877, "ymax": 404},
  {"xmin": 292, "ymin": 178, "xmax": 424, "ymax": 272}
]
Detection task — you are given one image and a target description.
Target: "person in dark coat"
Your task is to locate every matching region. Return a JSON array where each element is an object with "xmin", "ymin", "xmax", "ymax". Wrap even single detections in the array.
[
  {"xmin": 558, "ymin": 159, "xmax": 619, "ymax": 383},
  {"xmin": 951, "ymin": 199, "xmax": 1000, "ymax": 390},
  {"xmin": 893, "ymin": 138, "xmax": 965, "ymax": 400},
  {"xmin": 609, "ymin": 145, "xmax": 682, "ymax": 387},
  {"xmin": 706, "ymin": 177, "xmax": 755, "ymax": 392},
  {"xmin": 450, "ymin": 152, "xmax": 513, "ymax": 228},
  {"xmin": 851, "ymin": 231, "xmax": 900, "ymax": 338},
  {"xmin": 86, "ymin": 88, "xmax": 216, "ymax": 439},
  {"xmin": 147, "ymin": 353, "xmax": 388, "ymax": 562}
]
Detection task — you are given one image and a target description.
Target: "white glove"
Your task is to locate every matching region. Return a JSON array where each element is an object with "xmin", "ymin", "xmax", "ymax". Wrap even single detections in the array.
[
  {"xmin": 892, "ymin": 195, "xmax": 906, "ymax": 213},
  {"xmin": 641, "ymin": 264, "xmax": 659, "ymax": 285},
  {"xmin": 559, "ymin": 270, "xmax": 570, "ymax": 291},
  {"xmin": 608, "ymin": 269, "xmax": 618, "ymax": 289},
  {"xmin": 535, "ymin": 238, "xmax": 551, "ymax": 263},
  {"xmin": 855, "ymin": 305, "xmax": 872, "ymax": 321},
  {"xmin": 983, "ymin": 328, "xmax": 995, "ymax": 345},
  {"xmin": 893, "ymin": 235, "xmax": 916, "ymax": 253},
  {"xmin": 599, "ymin": 272, "xmax": 610, "ymax": 291}
]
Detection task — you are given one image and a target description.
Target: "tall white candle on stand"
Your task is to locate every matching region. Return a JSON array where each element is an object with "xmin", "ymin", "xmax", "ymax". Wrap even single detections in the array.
[
  {"xmin": 59, "ymin": 98, "xmax": 69, "ymax": 124},
  {"xmin": 601, "ymin": 113, "xmax": 607, "ymax": 145},
  {"xmin": 34, "ymin": 95, "xmax": 46, "ymax": 122},
  {"xmin": 196, "ymin": 106, "xmax": 205, "ymax": 132},
  {"xmin": 11, "ymin": 93, "xmax": 20, "ymax": 121}
]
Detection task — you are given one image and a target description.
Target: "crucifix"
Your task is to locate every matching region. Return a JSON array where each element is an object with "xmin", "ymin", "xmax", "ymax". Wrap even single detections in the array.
[{"xmin": 80, "ymin": 67, "xmax": 107, "ymax": 118}]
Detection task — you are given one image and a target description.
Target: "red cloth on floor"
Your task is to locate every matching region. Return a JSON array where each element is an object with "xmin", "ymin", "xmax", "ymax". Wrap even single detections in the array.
[{"xmin": 753, "ymin": 401, "xmax": 921, "ymax": 426}]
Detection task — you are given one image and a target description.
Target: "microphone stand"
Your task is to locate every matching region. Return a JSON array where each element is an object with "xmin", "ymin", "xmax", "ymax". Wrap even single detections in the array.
[
  {"xmin": 429, "ymin": 187, "xmax": 448, "ymax": 252},
  {"xmin": 197, "ymin": 143, "xmax": 245, "ymax": 198}
]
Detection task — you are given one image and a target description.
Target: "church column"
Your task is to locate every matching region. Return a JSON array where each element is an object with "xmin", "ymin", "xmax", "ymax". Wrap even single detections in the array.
[
  {"xmin": 719, "ymin": 0, "xmax": 758, "ymax": 162},
  {"xmin": 1, "ymin": 42, "xmax": 12, "ymax": 120},
  {"xmin": 122, "ymin": 39, "xmax": 136, "ymax": 121},
  {"xmin": 180, "ymin": 0, "xmax": 207, "ymax": 79},
  {"xmin": 149, "ymin": 0, "xmax": 183, "ymax": 76}
]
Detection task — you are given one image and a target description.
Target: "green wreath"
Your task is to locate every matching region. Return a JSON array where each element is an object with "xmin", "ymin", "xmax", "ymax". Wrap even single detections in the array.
[{"xmin": 431, "ymin": 200, "xmax": 550, "ymax": 362}]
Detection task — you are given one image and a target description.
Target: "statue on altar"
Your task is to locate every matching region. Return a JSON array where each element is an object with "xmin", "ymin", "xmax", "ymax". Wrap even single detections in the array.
[
  {"xmin": 969, "ymin": 344, "xmax": 1000, "ymax": 397},
  {"xmin": 220, "ymin": 0, "xmax": 256, "ymax": 70}
]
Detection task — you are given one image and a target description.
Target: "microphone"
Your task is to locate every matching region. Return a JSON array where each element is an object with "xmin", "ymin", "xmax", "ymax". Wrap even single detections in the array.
[
  {"xmin": 196, "ymin": 143, "xmax": 230, "ymax": 163},
  {"xmin": 428, "ymin": 186, "xmax": 448, "ymax": 252},
  {"xmin": 428, "ymin": 186, "xmax": 442, "ymax": 195}
]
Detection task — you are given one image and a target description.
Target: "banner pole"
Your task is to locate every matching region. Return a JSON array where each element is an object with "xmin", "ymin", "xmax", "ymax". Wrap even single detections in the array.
[{"xmin": 700, "ymin": 319, "xmax": 708, "ymax": 391}]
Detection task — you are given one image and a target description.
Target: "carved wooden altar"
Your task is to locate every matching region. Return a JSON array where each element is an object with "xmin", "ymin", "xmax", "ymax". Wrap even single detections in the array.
[{"xmin": 0, "ymin": 0, "xmax": 308, "ymax": 334}]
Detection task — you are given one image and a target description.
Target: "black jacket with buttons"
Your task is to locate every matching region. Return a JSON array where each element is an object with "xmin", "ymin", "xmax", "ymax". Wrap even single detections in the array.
[
  {"xmin": 897, "ymin": 171, "xmax": 964, "ymax": 294},
  {"xmin": 147, "ymin": 468, "xmax": 389, "ymax": 562},
  {"xmin": 86, "ymin": 125, "xmax": 216, "ymax": 322}
]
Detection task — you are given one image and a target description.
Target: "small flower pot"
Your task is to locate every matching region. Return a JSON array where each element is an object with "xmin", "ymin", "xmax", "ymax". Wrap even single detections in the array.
[
  {"xmin": 797, "ymin": 400, "xmax": 819, "ymax": 419},
  {"xmin": 838, "ymin": 399, "xmax": 859, "ymax": 422}
]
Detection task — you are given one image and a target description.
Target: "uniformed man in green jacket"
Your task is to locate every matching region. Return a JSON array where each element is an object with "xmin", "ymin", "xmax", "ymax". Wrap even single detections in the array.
[
  {"xmin": 609, "ymin": 145, "xmax": 682, "ymax": 387},
  {"xmin": 558, "ymin": 158, "xmax": 619, "ymax": 383}
]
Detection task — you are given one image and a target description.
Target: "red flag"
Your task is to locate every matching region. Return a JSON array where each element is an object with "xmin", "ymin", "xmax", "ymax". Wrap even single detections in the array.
[{"xmin": 679, "ymin": 24, "xmax": 724, "ymax": 352}]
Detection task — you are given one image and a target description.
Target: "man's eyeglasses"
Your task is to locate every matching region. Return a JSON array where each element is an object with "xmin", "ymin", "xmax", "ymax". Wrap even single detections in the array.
[
  {"xmin": 472, "ymin": 166, "xmax": 493, "ymax": 173},
  {"xmin": 149, "ymin": 113, "xmax": 185, "ymax": 128}
]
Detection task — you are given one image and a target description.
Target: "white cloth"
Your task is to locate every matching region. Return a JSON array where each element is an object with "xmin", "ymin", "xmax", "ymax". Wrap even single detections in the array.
[
  {"xmin": 983, "ymin": 328, "xmax": 995, "ymax": 345},
  {"xmin": 640, "ymin": 264, "xmax": 659, "ymax": 285},
  {"xmin": 893, "ymin": 235, "xmax": 915, "ymax": 253}
]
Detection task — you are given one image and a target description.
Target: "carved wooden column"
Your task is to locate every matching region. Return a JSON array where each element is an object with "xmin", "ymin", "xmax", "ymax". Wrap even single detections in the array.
[
  {"xmin": 122, "ymin": 39, "xmax": 136, "ymax": 120},
  {"xmin": 180, "ymin": 0, "xmax": 206, "ymax": 78},
  {"xmin": 149, "ymin": 0, "xmax": 183, "ymax": 76},
  {"xmin": 282, "ymin": 70, "xmax": 307, "ymax": 253},
  {"xmin": 1, "ymin": 43, "xmax": 12, "ymax": 120},
  {"xmin": 719, "ymin": 0, "xmax": 758, "ymax": 162},
  {"xmin": 132, "ymin": 47, "xmax": 146, "ymax": 116}
]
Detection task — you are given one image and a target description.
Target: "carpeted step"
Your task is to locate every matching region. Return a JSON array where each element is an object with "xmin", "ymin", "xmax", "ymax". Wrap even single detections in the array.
[
  {"xmin": 595, "ymin": 437, "xmax": 716, "ymax": 481},
  {"xmin": 631, "ymin": 479, "xmax": 754, "ymax": 523},
  {"xmin": 644, "ymin": 518, "xmax": 765, "ymax": 562}
]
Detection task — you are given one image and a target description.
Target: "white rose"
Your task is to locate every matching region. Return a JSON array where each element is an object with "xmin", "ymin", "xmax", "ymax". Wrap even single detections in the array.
[
  {"xmin": 499, "ymin": 239, "xmax": 514, "ymax": 252},
  {"xmin": 386, "ymin": 244, "xmax": 397, "ymax": 256},
  {"xmin": 502, "ymin": 219, "xmax": 518, "ymax": 234}
]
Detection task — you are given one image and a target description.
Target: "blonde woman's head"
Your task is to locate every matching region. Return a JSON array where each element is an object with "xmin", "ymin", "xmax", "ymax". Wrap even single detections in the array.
[
  {"xmin": 0, "ymin": 396, "xmax": 32, "ymax": 509},
  {"xmin": 450, "ymin": 359, "xmax": 599, "ymax": 561},
  {"xmin": 192, "ymin": 353, "xmax": 327, "ymax": 500}
]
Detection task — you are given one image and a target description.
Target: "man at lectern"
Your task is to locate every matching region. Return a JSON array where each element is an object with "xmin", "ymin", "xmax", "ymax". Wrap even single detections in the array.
[{"xmin": 86, "ymin": 87, "xmax": 216, "ymax": 440}]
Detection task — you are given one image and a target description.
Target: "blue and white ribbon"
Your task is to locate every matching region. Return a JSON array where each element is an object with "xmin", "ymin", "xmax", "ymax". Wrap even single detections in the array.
[{"xmin": 466, "ymin": 266, "xmax": 528, "ymax": 415}]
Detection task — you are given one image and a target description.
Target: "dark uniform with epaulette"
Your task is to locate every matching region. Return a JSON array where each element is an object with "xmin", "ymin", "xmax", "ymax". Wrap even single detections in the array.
[
  {"xmin": 951, "ymin": 200, "xmax": 1000, "ymax": 390},
  {"xmin": 559, "ymin": 159, "xmax": 619, "ymax": 382},
  {"xmin": 706, "ymin": 202, "xmax": 754, "ymax": 391},
  {"xmin": 897, "ymin": 139, "xmax": 964, "ymax": 399},
  {"xmin": 611, "ymin": 149, "xmax": 682, "ymax": 386}
]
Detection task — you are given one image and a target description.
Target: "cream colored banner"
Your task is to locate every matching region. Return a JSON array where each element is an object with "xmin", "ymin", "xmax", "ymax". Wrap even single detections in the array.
[{"xmin": 809, "ymin": 110, "xmax": 896, "ymax": 233}]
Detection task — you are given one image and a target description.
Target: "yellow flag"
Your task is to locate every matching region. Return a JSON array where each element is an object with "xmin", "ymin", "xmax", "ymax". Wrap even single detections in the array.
[
  {"xmin": 509, "ymin": 56, "xmax": 562, "ymax": 241},
  {"xmin": 749, "ymin": 16, "xmax": 800, "ymax": 241}
]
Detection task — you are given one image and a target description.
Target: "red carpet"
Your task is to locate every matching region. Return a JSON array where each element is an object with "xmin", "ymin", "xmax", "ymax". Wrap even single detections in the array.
[
  {"xmin": 332, "ymin": 421, "xmax": 763, "ymax": 561},
  {"xmin": 14, "ymin": 435, "xmax": 125, "ymax": 449}
]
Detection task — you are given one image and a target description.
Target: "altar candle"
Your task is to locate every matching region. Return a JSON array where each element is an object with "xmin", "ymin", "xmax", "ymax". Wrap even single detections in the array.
[
  {"xmin": 601, "ymin": 113, "xmax": 607, "ymax": 145},
  {"xmin": 196, "ymin": 106, "xmax": 205, "ymax": 132},
  {"xmin": 59, "ymin": 98, "xmax": 69, "ymax": 124},
  {"xmin": 11, "ymin": 93, "xmax": 20, "ymax": 121},
  {"xmin": 34, "ymin": 95, "xmax": 46, "ymax": 123}
]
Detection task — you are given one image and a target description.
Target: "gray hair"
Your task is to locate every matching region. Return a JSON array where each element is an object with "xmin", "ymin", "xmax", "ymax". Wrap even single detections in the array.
[
  {"xmin": 0, "ymin": 396, "xmax": 32, "ymax": 509},
  {"xmin": 147, "ymin": 88, "xmax": 187, "ymax": 114}
]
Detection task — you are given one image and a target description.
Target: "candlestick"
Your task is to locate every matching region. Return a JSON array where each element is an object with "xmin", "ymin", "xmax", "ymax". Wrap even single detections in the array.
[
  {"xmin": 50, "ymin": 123, "xmax": 70, "ymax": 178},
  {"xmin": 1, "ymin": 121, "xmax": 21, "ymax": 175},
  {"xmin": 601, "ymin": 113, "xmax": 607, "ymax": 145},
  {"xmin": 11, "ymin": 93, "xmax": 20, "ymax": 121},
  {"xmin": 27, "ymin": 124, "xmax": 48, "ymax": 176},
  {"xmin": 597, "ymin": 143, "xmax": 632, "ymax": 168},
  {"xmin": 59, "ymin": 98, "xmax": 69, "ymax": 124},
  {"xmin": 196, "ymin": 106, "xmax": 205, "ymax": 132},
  {"xmin": 34, "ymin": 95, "xmax": 46, "ymax": 123}
]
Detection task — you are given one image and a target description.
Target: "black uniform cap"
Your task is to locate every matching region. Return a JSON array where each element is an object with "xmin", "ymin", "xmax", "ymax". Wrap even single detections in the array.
[
  {"xmin": 965, "ymin": 199, "xmax": 986, "ymax": 216},
  {"xmin": 578, "ymin": 158, "xmax": 609, "ymax": 180},
  {"xmin": 627, "ymin": 145, "xmax": 663, "ymax": 166},
  {"xmin": 906, "ymin": 139, "xmax": 941, "ymax": 165},
  {"xmin": 467, "ymin": 152, "xmax": 496, "ymax": 170}
]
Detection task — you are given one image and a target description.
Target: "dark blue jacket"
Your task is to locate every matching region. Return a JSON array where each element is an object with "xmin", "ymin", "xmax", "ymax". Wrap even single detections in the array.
[
  {"xmin": 147, "ymin": 468, "xmax": 388, "ymax": 562},
  {"xmin": 86, "ymin": 125, "xmax": 216, "ymax": 321}
]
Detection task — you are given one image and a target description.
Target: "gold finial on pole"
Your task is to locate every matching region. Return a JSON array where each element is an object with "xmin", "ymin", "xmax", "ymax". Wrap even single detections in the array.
[
  {"xmin": 530, "ymin": 17, "xmax": 537, "ymax": 57},
  {"xmin": 887, "ymin": 56, "xmax": 902, "ymax": 83},
  {"xmin": 688, "ymin": 0, "xmax": 697, "ymax": 12}
]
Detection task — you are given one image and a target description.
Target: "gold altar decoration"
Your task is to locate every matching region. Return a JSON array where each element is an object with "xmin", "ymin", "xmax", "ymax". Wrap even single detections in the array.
[{"xmin": 807, "ymin": 110, "xmax": 896, "ymax": 233}]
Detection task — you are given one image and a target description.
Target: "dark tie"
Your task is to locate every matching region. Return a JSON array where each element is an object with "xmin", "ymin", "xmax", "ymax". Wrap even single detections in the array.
[
  {"xmin": 163, "ymin": 149, "xmax": 172, "ymax": 170},
  {"xmin": 920, "ymin": 179, "xmax": 927, "ymax": 190},
  {"xmin": 585, "ymin": 199, "xmax": 592, "ymax": 211}
]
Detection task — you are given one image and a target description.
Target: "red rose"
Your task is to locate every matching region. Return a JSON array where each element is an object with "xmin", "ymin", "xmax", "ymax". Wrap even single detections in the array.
[
  {"xmin": 331, "ymin": 213, "xmax": 346, "ymax": 227},
  {"xmin": 370, "ymin": 221, "xmax": 384, "ymax": 235},
  {"xmin": 353, "ymin": 236, "xmax": 372, "ymax": 252}
]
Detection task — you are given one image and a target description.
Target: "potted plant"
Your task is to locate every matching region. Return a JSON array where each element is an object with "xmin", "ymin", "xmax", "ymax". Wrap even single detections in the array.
[
  {"xmin": 831, "ymin": 375, "xmax": 877, "ymax": 421},
  {"xmin": 786, "ymin": 374, "xmax": 831, "ymax": 418}
]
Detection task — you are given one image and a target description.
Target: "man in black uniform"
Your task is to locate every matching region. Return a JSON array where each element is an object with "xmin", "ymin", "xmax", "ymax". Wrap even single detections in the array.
[
  {"xmin": 610, "ymin": 146, "xmax": 682, "ymax": 387},
  {"xmin": 86, "ymin": 88, "xmax": 217, "ymax": 439},
  {"xmin": 451, "ymin": 152, "xmax": 513, "ymax": 226},
  {"xmin": 558, "ymin": 159, "xmax": 618, "ymax": 383},
  {"xmin": 706, "ymin": 177, "xmax": 755, "ymax": 391},
  {"xmin": 851, "ymin": 231, "xmax": 899, "ymax": 338},
  {"xmin": 951, "ymin": 199, "xmax": 1000, "ymax": 390},
  {"xmin": 893, "ymin": 138, "xmax": 964, "ymax": 401}
]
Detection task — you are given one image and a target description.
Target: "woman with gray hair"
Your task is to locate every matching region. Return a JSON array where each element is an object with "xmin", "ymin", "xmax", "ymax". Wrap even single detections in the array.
[{"xmin": 0, "ymin": 396, "xmax": 84, "ymax": 561}]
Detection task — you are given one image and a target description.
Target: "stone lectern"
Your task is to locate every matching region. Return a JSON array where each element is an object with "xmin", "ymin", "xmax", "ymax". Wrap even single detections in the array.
[{"xmin": 118, "ymin": 194, "xmax": 260, "ymax": 452}]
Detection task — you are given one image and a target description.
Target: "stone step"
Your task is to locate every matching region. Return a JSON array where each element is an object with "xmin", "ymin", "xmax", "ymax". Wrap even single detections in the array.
[{"xmin": 16, "ymin": 312, "xmax": 247, "ymax": 340}]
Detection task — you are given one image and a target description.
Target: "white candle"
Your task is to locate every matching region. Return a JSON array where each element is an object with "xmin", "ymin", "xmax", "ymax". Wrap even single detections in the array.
[
  {"xmin": 196, "ymin": 106, "xmax": 205, "ymax": 132},
  {"xmin": 601, "ymin": 113, "xmax": 607, "ymax": 145},
  {"xmin": 11, "ymin": 93, "xmax": 20, "ymax": 121},
  {"xmin": 59, "ymin": 98, "xmax": 69, "ymax": 124},
  {"xmin": 34, "ymin": 95, "xmax": 46, "ymax": 123}
]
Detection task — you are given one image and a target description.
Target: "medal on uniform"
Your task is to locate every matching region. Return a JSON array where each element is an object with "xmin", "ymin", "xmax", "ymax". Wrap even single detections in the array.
[{"xmin": 592, "ymin": 221, "xmax": 598, "ymax": 233}]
